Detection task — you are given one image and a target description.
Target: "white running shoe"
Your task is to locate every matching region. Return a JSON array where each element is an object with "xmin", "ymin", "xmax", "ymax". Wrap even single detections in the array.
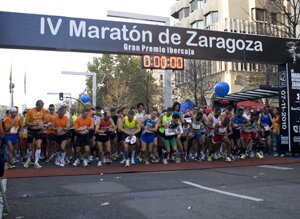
[
  {"xmin": 125, "ymin": 159, "xmax": 130, "ymax": 167},
  {"xmin": 59, "ymin": 160, "xmax": 65, "ymax": 167},
  {"xmin": 73, "ymin": 159, "xmax": 80, "ymax": 167},
  {"xmin": 34, "ymin": 162, "xmax": 42, "ymax": 169},
  {"xmin": 55, "ymin": 158, "xmax": 61, "ymax": 166},
  {"xmin": 120, "ymin": 158, "xmax": 126, "ymax": 164},
  {"xmin": 97, "ymin": 161, "xmax": 102, "ymax": 167},
  {"xmin": 163, "ymin": 158, "xmax": 168, "ymax": 165},
  {"xmin": 83, "ymin": 159, "xmax": 89, "ymax": 167},
  {"xmin": 131, "ymin": 158, "xmax": 135, "ymax": 165},
  {"xmin": 23, "ymin": 160, "xmax": 32, "ymax": 168}
]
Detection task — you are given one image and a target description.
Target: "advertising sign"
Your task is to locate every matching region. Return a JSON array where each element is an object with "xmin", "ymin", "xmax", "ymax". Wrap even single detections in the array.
[
  {"xmin": 279, "ymin": 63, "xmax": 300, "ymax": 152},
  {"xmin": 278, "ymin": 64, "xmax": 289, "ymax": 148},
  {"xmin": 0, "ymin": 11, "xmax": 300, "ymax": 64}
]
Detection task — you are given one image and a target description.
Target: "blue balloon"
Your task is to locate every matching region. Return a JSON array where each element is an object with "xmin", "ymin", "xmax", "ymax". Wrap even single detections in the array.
[
  {"xmin": 214, "ymin": 82, "xmax": 230, "ymax": 97},
  {"xmin": 80, "ymin": 93, "xmax": 91, "ymax": 103}
]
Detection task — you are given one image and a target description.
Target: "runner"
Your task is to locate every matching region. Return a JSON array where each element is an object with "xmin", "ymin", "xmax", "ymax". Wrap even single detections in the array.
[
  {"xmin": 232, "ymin": 108, "xmax": 248, "ymax": 159},
  {"xmin": 73, "ymin": 109, "xmax": 94, "ymax": 167},
  {"xmin": 180, "ymin": 115, "xmax": 192, "ymax": 161},
  {"xmin": 67, "ymin": 105, "xmax": 78, "ymax": 163},
  {"xmin": 4, "ymin": 107, "xmax": 20, "ymax": 168},
  {"xmin": 191, "ymin": 111, "xmax": 204, "ymax": 161},
  {"xmin": 52, "ymin": 107, "xmax": 71, "ymax": 167},
  {"xmin": 109, "ymin": 107, "xmax": 119, "ymax": 160},
  {"xmin": 211, "ymin": 116, "xmax": 233, "ymax": 162},
  {"xmin": 140, "ymin": 108, "xmax": 159, "ymax": 164},
  {"xmin": 162, "ymin": 113, "xmax": 183, "ymax": 164},
  {"xmin": 135, "ymin": 103, "xmax": 145, "ymax": 163},
  {"xmin": 44, "ymin": 104, "xmax": 57, "ymax": 163},
  {"xmin": 95, "ymin": 111, "xmax": 116, "ymax": 167},
  {"xmin": 207, "ymin": 108, "xmax": 221, "ymax": 161},
  {"xmin": 158, "ymin": 107, "xmax": 173, "ymax": 160},
  {"xmin": 23, "ymin": 100, "xmax": 47, "ymax": 169},
  {"xmin": 118, "ymin": 110, "xmax": 141, "ymax": 167},
  {"xmin": 19, "ymin": 109, "xmax": 28, "ymax": 162},
  {"xmin": 258, "ymin": 105, "xmax": 273, "ymax": 154}
]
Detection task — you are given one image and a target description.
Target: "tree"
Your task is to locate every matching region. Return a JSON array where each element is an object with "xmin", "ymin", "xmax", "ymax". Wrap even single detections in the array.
[
  {"xmin": 86, "ymin": 54, "xmax": 114, "ymax": 107},
  {"xmin": 103, "ymin": 75, "xmax": 132, "ymax": 109},
  {"xmin": 84, "ymin": 55, "xmax": 163, "ymax": 110},
  {"xmin": 270, "ymin": 0, "xmax": 300, "ymax": 38},
  {"xmin": 174, "ymin": 59, "xmax": 221, "ymax": 106}
]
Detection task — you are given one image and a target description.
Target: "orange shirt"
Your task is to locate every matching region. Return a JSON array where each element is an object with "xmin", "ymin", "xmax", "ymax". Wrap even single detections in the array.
[
  {"xmin": 44, "ymin": 113, "xmax": 56, "ymax": 134},
  {"xmin": 26, "ymin": 107, "xmax": 47, "ymax": 128},
  {"xmin": 74, "ymin": 116, "xmax": 94, "ymax": 129},
  {"xmin": 0, "ymin": 120, "xmax": 3, "ymax": 135},
  {"xmin": 4, "ymin": 116, "xmax": 19, "ymax": 134},
  {"xmin": 53, "ymin": 115, "xmax": 69, "ymax": 135}
]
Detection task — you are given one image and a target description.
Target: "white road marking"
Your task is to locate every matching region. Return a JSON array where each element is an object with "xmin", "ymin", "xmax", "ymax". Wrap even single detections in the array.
[
  {"xmin": 182, "ymin": 181, "xmax": 264, "ymax": 202},
  {"xmin": 258, "ymin": 165, "xmax": 294, "ymax": 170}
]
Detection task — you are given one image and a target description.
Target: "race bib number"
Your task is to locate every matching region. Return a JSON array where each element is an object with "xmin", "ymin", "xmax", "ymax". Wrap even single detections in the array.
[
  {"xmin": 165, "ymin": 128, "xmax": 176, "ymax": 136},
  {"xmin": 10, "ymin": 126, "xmax": 19, "ymax": 134}
]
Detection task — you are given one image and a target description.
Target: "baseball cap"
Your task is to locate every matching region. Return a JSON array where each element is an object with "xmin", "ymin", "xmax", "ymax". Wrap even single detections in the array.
[{"xmin": 10, "ymin": 107, "xmax": 17, "ymax": 112}]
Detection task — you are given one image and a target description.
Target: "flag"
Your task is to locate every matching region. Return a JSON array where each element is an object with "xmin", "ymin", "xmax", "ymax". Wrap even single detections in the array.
[
  {"xmin": 24, "ymin": 72, "xmax": 26, "ymax": 95},
  {"xmin": 9, "ymin": 64, "xmax": 12, "ymax": 93}
]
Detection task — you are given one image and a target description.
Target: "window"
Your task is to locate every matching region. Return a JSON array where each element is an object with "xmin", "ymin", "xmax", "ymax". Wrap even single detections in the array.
[
  {"xmin": 191, "ymin": 20, "xmax": 204, "ymax": 29},
  {"xmin": 205, "ymin": 11, "xmax": 218, "ymax": 27},
  {"xmin": 190, "ymin": 0, "xmax": 204, "ymax": 12},
  {"xmin": 271, "ymin": 13, "xmax": 277, "ymax": 24},
  {"xmin": 178, "ymin": 7, "xmax": 189, "ymax": 20},
  {"xmin": 251, "ymin": 8, "xmax": 267, "ymax": 22}
]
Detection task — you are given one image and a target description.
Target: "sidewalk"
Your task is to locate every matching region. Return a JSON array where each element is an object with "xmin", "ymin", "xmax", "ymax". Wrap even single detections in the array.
[{"xmin": 3, "ymin": 156, "xmax": 300, "ymax": 179}]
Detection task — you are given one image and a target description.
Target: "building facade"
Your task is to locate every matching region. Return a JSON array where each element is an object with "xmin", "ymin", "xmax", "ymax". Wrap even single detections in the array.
[{"xmin": 170, "ymin": 0, "xmax": 291, "ymax": 105}]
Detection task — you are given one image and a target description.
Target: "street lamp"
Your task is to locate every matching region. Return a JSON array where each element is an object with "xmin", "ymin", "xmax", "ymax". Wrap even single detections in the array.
[
  {"xmin": 61, "ymin": 71, "xmax": 97, "ymax": 107},
  {"xmin": 107, "ymin": 10, "xmax": 173, "ymax": 109}
]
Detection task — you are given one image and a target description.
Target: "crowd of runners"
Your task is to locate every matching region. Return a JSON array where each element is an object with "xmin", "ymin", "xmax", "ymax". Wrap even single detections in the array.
[{"xmin": 0, "ymin": 99, "xmax": 284, "ymax": 169}]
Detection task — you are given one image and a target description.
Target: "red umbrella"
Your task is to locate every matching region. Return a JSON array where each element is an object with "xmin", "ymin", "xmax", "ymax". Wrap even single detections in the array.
[{"xmin": 236, "ymin": 101, "xmax": 265, "ymax": 110}]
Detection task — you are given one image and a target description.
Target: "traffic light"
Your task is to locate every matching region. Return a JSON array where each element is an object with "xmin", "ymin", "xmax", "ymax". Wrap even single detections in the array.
[{"xmin": 59, "ymin": 92, "xmax": 64, "ymax": 101}]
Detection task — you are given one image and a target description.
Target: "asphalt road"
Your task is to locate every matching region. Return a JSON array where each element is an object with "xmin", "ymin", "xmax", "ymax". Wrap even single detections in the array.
[{"xmin": 3, "ymin": 163, "xmax": 300, "ymax": 219}]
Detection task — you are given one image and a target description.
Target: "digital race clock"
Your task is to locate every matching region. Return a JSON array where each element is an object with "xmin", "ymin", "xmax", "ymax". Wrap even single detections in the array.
[{"xmin": 141, "ymin": 55, "xmax": 184, "ymax": 70}]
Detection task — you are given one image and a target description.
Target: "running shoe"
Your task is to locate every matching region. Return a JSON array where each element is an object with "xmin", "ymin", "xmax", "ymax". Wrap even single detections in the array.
[
  {"xmin": 256, "ymin": 152, "xmax": 263, "ymax": 159},
  {"xmin": 240, "ymin": 154, "xmax": 246, "ymax": 159},
  {"xmin": 120, "ymin": 158, "xmax": 126, "ymax": 164},
  {"xmin": 83, "ymin": 159, "xmax": 89, "ymax": 167},
  {"xmin": 97, "ymin": 161, "xmax": 102, "ymax": 167},
  {"xmin": 8, "ymin": 163, "xmax": 16, "ymax": 169},
  {"xmin": 207, "ymin": 156, "xmax": 212, "ymax": 162},
  {"xmin": 273, "ymin": 153, "xmax": 279, "ymax": 157},
  {"xmin": 175, "ymin": 157, "xmax": 181, "ymax": 163},
  {"xmin": 88, "ymin": 156, "xmax": 93, "ymax": 164},
  {"xmin": 106, "ymin": 158, "xmax": 112, "ymax": 164},
  {"xmin": 131, "ymin": 158, "xmax": 135, "ymax": 165},
  {"xmin": 55, "ymin": 158, "xmax": 61, "ymax": 166},
  {"xmin": 23, "ymin": 160, "xmax": 32, "ymax": 168},
  {"xmin": 200, "ymin": 153, "xmax": 206, "ymax": 161},
  {"xmin": 125, "ymin": 159, "xmax": 130, "ymax": 167},
  {"xmin": 34, "ymin": 162, "xmax": 42, "ymax": 169},
  {"xmin": 145, "ymin": 159, "xmax": 150, "ymax": 165},
  {"xmin": 73, "ymin": 159, "xmax": 80, "ymax": 167},
  {"xmin": 225, "ymin": 157, "xmax": 232, "ymax": 162},
  {"xmin": 163, "ymin": 158, "xmax": 168, "ymax": 165},
  {"xmin": 230, "ymin": 154, "xmax": 236, "ymax": 161},
  {"xmin": 280, "ymin": 153, "xmax": 285, "ymax": 157},
  {"xmin": 59, "ymin": 160, "xmax": 65, "ymax": 167}
]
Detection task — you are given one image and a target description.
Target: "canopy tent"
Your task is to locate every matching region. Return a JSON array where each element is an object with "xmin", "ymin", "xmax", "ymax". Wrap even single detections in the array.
[
  {"xmin": 180, "ymin": 101, "xmax": 195, "ymax": 112},
  {"xmin": 215, "ymin": 86, "xmax": 279, "ymax": 102}
]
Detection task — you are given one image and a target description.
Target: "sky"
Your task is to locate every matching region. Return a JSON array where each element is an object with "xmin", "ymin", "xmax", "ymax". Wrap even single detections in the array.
[{"xmin": 0, "ymin": 0, "xmax": 176, "ymax": 111}]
